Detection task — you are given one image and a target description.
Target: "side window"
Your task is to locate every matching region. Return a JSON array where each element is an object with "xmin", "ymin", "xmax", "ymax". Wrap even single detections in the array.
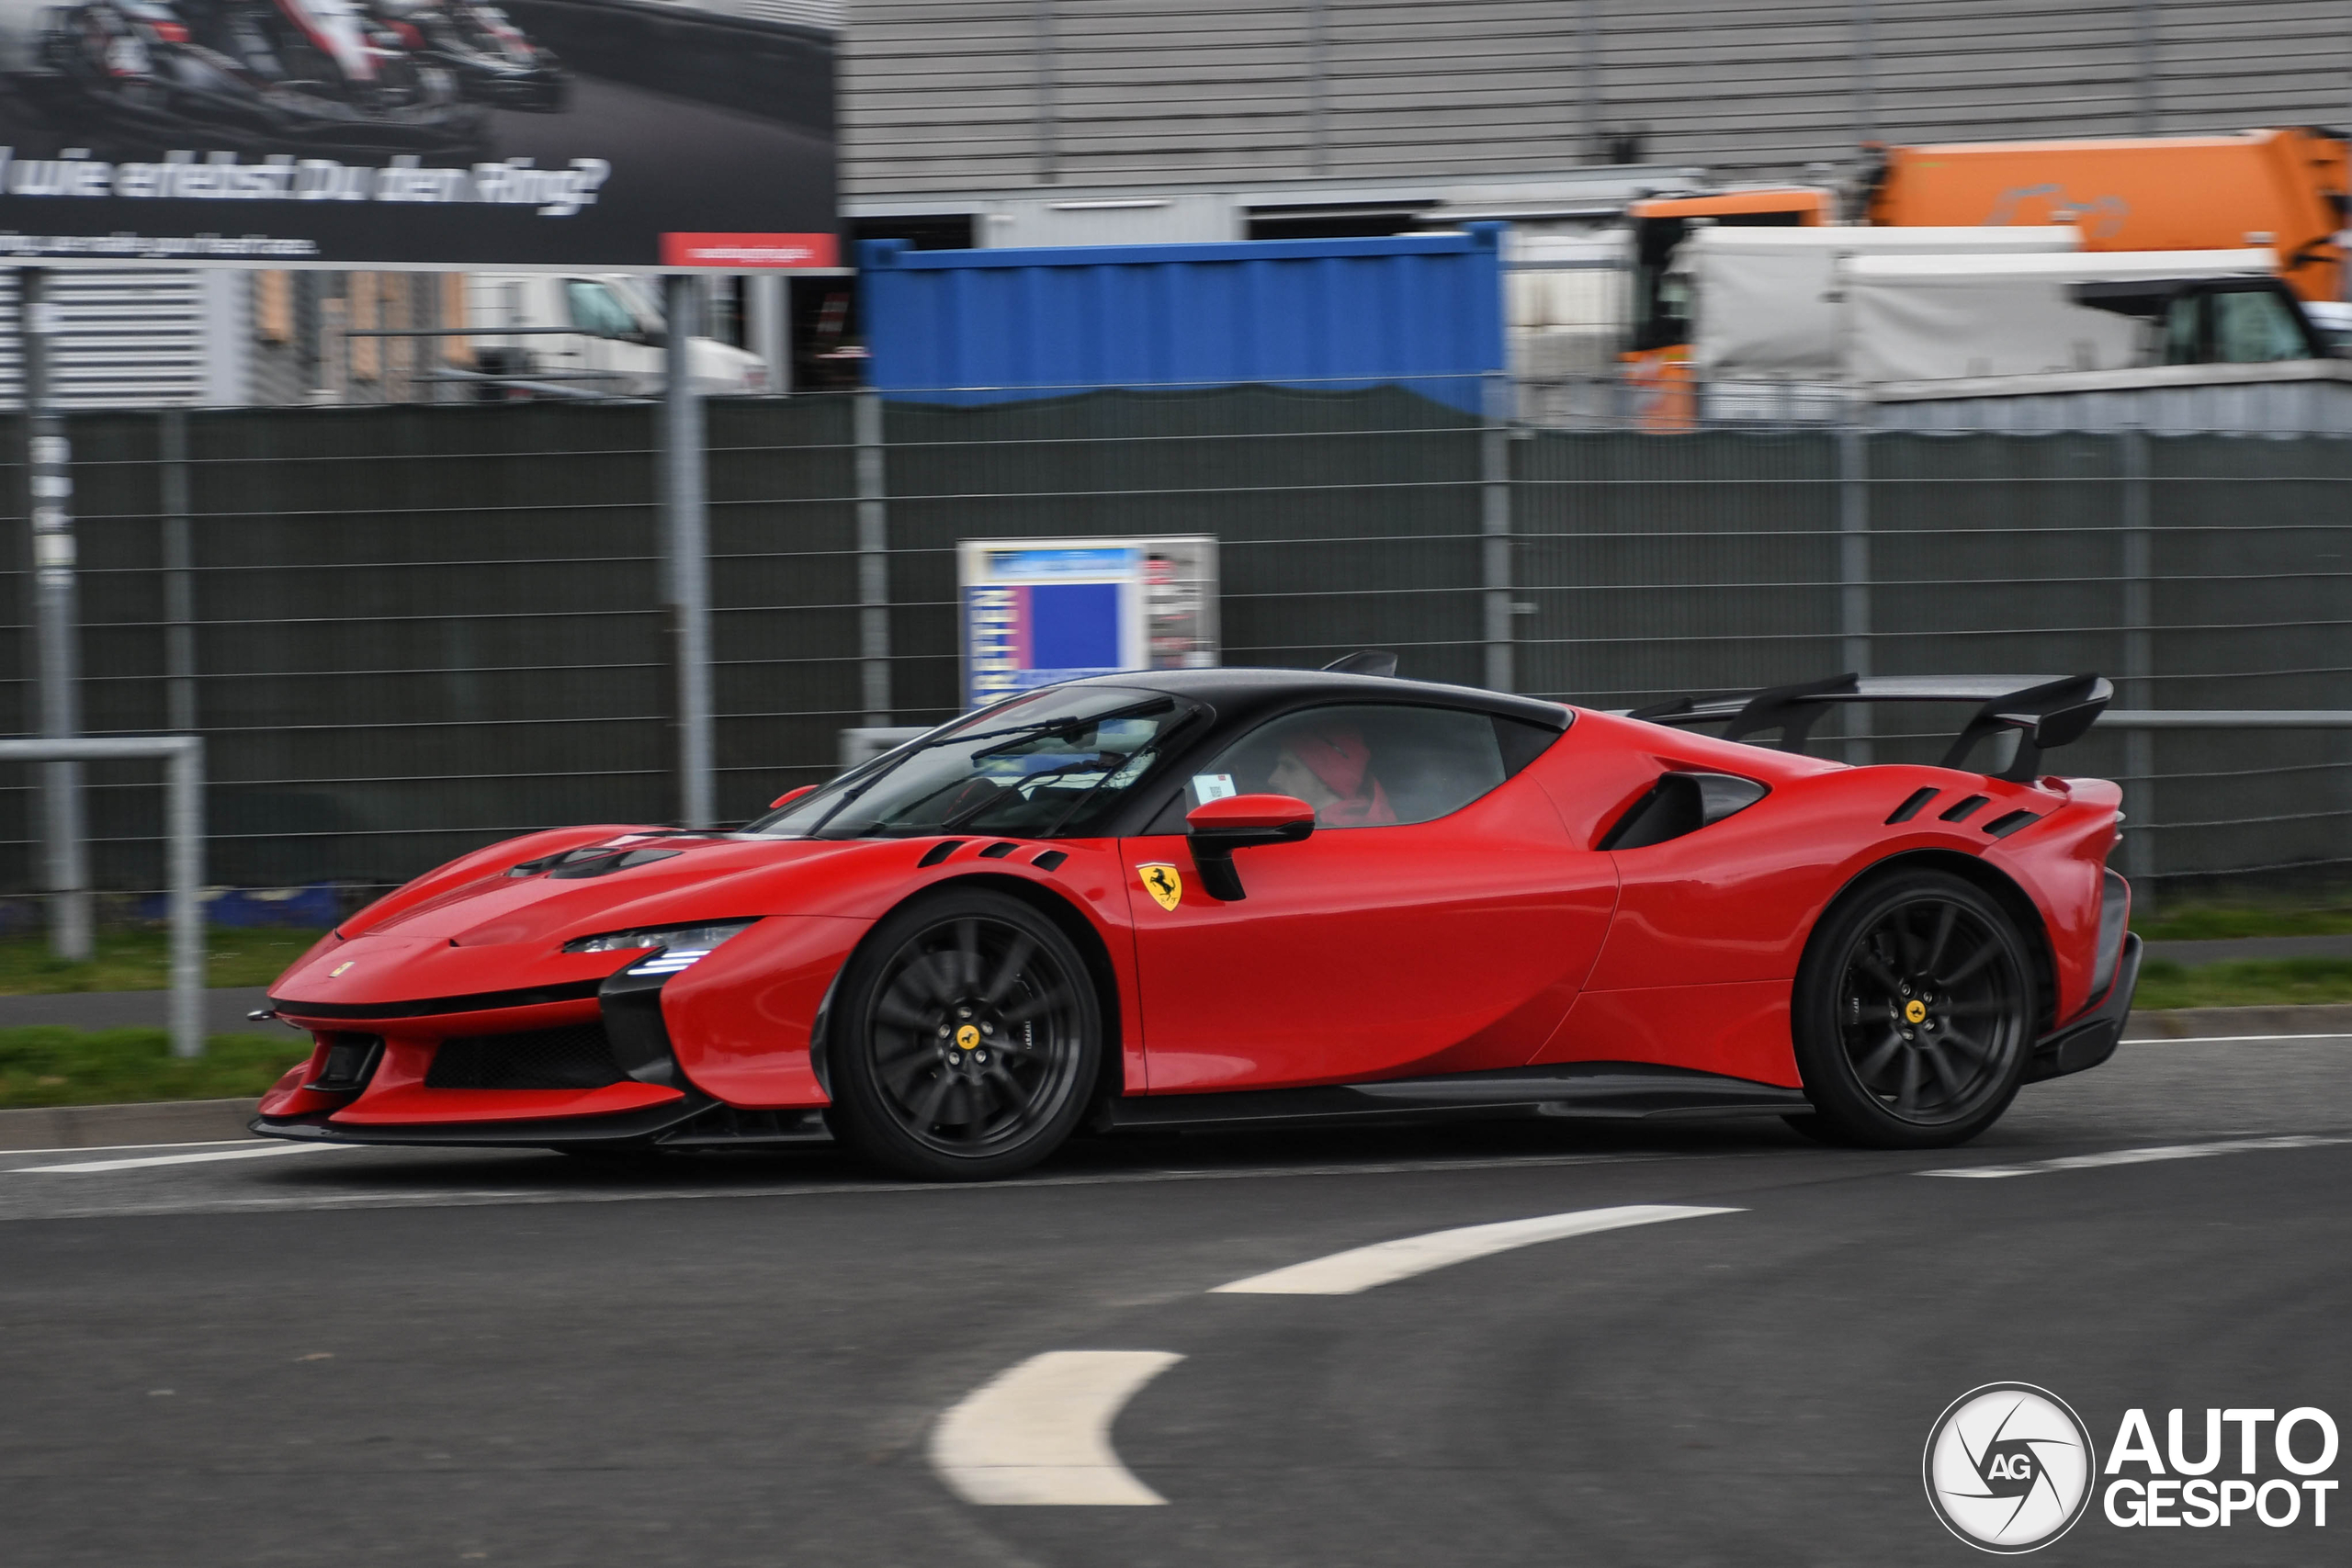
[
  {"xmin": 566, "ymin": 279, "xmax": 639, "ymax": 340},
  {"xmin": 2210, "ymin": 288, "xmax": 2311, "ymax": 364},
  {"xmin": 1182, "ymin": 705, "xmax": 1556, "ymax": 829},
  {"xmin": 2162, "ymin": 296, "xmax": 2201, "ymax": 365}
]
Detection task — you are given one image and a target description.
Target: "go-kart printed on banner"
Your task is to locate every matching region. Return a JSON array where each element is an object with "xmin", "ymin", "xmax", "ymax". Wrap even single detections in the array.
[{"xmin": 0, "ymin": 0, "xmax": 840, "ymax": 267}]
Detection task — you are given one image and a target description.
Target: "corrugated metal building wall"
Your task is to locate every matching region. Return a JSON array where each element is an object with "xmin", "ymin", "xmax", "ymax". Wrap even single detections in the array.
[{"xmin": 842, "ymin": 1, "xmax": 2352, "ymax": 196}]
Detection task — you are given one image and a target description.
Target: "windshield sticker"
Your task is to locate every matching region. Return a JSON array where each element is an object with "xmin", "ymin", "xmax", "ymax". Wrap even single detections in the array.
[{"xmin": 1193, "ymin": 773, "xmax": 1238, "ymax": 803}]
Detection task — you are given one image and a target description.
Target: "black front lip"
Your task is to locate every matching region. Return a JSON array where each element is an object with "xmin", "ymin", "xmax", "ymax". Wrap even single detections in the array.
[{"xmin": 251, "ymin": 1095, "xmax": 718, "ymax": 1148}]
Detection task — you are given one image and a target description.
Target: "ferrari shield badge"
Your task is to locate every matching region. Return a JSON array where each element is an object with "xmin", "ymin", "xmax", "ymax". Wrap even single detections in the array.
[{"xmin": 1138, "ymin": 863, "xmax": 1183, "ymax": 911}]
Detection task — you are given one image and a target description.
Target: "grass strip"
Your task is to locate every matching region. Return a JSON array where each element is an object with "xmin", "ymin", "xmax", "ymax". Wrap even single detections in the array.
[
  {"xmin": 0, "ymin": 928, "xmax": 327, "ymax": 996},
  {"xmin": 2132, "ymin": 957, "xmax": 2352, "ymax": 1011},
  {"xmin": 2132, "ymin": 904, "xmax": 2352, "ymax": 942},
  {"xmin": 0, "ymin": 1028, "xmax": 311, "ymax": 1109}
]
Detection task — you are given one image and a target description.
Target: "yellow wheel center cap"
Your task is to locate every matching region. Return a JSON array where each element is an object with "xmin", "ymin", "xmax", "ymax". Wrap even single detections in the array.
[
  {"xmin": 1904, "ymin": 999, "xmax": 1928, "ymax": 1024},
  {"xmin": 956, "ymin": 1024, "xmax": 981, "ymax": 1050}
]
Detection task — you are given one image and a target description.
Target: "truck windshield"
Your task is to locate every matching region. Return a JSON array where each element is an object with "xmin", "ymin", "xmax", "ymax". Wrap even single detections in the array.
[{"xmin": 746, "ymin": 686, "xmax": 1198, "ymax": 840}]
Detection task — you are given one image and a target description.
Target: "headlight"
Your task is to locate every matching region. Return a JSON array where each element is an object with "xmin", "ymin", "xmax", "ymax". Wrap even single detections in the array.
[{"xmin": 562, "ymin": 920, "xmax": 754, "ymax": 976}]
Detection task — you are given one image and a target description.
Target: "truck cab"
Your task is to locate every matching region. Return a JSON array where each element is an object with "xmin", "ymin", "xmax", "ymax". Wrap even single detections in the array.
[{"xmin": 464, "ymin": 274, "xmax": 769, "ymax": 399}]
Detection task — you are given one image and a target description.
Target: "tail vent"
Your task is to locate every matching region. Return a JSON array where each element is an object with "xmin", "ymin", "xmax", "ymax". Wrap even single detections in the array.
[
  {"xmin": 1886, "ymin": 787, "xmax": 1938, "ymax": 824},
  {"xmin": 1984, "ymin": 809, "xmax": 2042, "ymax": 839},
  {"xmin": 1939, "ymin": 794, "xmax": 1990, "ymax": 823}
]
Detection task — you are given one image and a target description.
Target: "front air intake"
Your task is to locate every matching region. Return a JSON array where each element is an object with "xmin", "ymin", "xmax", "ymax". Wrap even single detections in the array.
[{"xmin": 425, "ymin": 1023, "xmax": 628, "ymax": 1090}]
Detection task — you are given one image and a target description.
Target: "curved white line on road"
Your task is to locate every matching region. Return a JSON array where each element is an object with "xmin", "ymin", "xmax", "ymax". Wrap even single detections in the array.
[
  {"xmin": 1209, "ymin": 1203, "xmax": 1744, "ymax": 1295},
  {"xmin": 931, "ymin": 1350, "xmax": 1183, "ymax": 1506}
]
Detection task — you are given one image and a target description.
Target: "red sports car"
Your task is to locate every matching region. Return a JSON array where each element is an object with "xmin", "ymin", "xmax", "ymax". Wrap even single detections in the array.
[{"xmin": 252, "ymin": 663, "xmax": 2140, "ymax": 1179}]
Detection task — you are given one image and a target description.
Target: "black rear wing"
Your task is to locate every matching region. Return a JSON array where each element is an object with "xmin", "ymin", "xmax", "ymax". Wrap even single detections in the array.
[{"xmin": 1620, "ymin": 673, "xmax": 2113, "ymax": 783}]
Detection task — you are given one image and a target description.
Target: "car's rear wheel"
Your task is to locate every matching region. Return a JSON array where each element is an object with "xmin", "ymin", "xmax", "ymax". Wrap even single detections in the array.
[
  {"xmin": 1789, "ymin": 868, "xmax": 2036, "ymax": 1148},
  {"xmin": 825, "ymin": 889, "xmax": 1102, "ymax": 1180}
]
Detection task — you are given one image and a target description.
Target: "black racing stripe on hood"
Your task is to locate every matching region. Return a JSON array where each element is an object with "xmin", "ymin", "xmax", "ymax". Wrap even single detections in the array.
[{"xmin": 267, "ymin": 978, "xmax": 607, "ymax": 1021}]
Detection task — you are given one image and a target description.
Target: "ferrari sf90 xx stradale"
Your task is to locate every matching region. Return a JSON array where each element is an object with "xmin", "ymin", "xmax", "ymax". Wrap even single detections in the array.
[{"xmin": 252, "ymin": 662, "xmax": 2141, "ymax": 1179}]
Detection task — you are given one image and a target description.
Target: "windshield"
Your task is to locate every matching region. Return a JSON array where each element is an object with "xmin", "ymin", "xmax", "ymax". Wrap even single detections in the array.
[{"xmin": 745, "ymin": 685, "xmax": 1198, "ymax": 840}]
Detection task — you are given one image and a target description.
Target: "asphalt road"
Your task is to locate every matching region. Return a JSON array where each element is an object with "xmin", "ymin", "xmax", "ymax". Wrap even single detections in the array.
[{"xmin": 3, "ymin": 1035, "xmax": 2346, "ymax": 1566}]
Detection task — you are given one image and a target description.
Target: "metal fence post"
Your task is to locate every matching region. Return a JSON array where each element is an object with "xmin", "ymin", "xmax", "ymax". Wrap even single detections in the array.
[
  {"xmin": 1481, "ymin": 371, "xmax": 1514, "ymax": 694},
  {"xmin": 165, "ymin": 737, "xmax": 205, "ymax": 1059},
  {"xmin": 1838, "ymin": 422, "xmax": 1873, "ymax": 764},
  {"xmin": 0, "ymin": 738, "xmax": 204, "ymax": 1056},
  {"xmin": 23, "ymin": 268, "xmax": 92, "ymax": 961},
  {"xmin": 2119, "ymin": 428, "xmax": 2156, "ymax": 883},
  {"xmin": 159, "ymin": 408, "xmax": 198, "ymax": 734},
  {"xmin": 662, "ymin": 274, "xmax": 716, "ymax": 829},
  {"xmin": 855, "ymin": 389, "xmax": 893, "ymax": 724}
]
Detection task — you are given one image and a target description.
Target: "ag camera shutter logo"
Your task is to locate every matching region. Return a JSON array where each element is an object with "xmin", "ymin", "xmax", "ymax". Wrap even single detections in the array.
[{"xmin": 1923, "ymin": 1383, "xmax": 2097, "ymax": 1552}]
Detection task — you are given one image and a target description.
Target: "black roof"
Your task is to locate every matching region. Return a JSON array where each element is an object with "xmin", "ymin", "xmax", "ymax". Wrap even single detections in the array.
[{"xmin": 1060, "ymin": 667, "xmax": 1573, "ymax": 731}]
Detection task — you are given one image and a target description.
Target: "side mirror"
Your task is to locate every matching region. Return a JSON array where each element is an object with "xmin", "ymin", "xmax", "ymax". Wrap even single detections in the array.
[
  {"xmin": 1184, "ymin": 793, "xmax": 1314, "ymax": 901},
  {"xmin": 769, "ymin": 784, "xmax": 819, "ymax": 810}
]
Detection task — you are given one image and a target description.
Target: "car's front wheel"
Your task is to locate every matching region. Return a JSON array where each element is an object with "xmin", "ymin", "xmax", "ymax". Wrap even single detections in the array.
[
  {"xmin": 825, "ymin": 889, "xmax": 1102, "ymax": 1180},
  {"xmin": 1789, "ymin": 868, "xmax": 2036, "ymax": 1148}
]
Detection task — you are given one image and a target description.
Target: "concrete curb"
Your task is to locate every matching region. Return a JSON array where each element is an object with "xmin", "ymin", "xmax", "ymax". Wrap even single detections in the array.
[
  {"xmin": 4, "ymin": 1003, "xmax": 2347, "ymax": 1152},
  {"xmin": 0, "ymin": 1097, "xmax": 262, "ymax": 1153}
]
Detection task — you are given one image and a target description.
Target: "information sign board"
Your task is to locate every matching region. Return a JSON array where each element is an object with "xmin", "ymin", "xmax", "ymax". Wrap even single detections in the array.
[{"xmin": 959, "ymin": 535, "xmax": 1218, "ymax": 712}]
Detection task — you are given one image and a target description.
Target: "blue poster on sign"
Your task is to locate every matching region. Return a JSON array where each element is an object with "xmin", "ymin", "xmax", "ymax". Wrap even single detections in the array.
[{"xmin": 959, "ymin": 536, "xmax": 1220, "ymax": 711}]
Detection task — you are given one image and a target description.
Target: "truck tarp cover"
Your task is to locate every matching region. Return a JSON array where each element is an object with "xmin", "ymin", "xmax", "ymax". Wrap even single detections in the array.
[
  {"xmin": 1692, "ymin": 226, "xmax": 2077, "ymax": 378},
  {"xmin": 1845, "ymin": 248, "xmax": 2274, "ymax": 384}
]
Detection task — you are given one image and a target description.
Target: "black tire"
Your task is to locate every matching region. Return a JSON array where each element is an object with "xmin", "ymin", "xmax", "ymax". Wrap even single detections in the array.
[
  {"xmin": 1791, "ymin": 868, "xmax": 2037, "ymax": 1149},
  {"xmin": 824, "ymin": 889, "xmax": 1102, "ymax": 1180}
]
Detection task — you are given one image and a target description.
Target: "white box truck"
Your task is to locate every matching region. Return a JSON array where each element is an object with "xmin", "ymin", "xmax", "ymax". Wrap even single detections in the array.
[{"xmin": 464, "ymin": 274, "xmax": 768, "ymax": 398}]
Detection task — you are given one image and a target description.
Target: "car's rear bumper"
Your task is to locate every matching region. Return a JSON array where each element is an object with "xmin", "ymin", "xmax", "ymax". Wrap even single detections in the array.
[{"xmin": 2026, "ymin": 931, "xmax": 2142, "ymax": 1083}]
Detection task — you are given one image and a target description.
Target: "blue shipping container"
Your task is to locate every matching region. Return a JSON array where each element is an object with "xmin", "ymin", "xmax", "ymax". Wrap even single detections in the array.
[{"xmin": 860, "ymin": 227, "xmax": 1506, "ymax": 412}]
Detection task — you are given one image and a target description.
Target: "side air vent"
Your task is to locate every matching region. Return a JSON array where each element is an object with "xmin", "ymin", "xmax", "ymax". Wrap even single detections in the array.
[
  {"xmin": 1939, "ymin": 794, "xmax": 1990, "ymax": 823},
  {"xmin": 978, "ymin": 841, "xmax": 1018, "ymax": 859},
  {"xmin": 1983, "ymin": 809, "xmax": 2042, "ymax": 839},
  {"xmin": 425, "ymin": 1023, "xmax": 628, "ymax": 1090},
  {"xmin": 916, "ymin": 840, "xmax": 967, "ymax": 868},
  {"xmin": 1600, "ymin": 773, "xmax": 1770, "ymax": 852},
  {"xmin": 303, "ymin": 1033, "xmax": 382, "ymax": 1093},
  {"xmin": 1031, "ymin": 849, "xmax": 1069, "ymax": 871},
  {"xmin": 1886, "ymin": 787, "xmax": 1938, "ymax": 824}
]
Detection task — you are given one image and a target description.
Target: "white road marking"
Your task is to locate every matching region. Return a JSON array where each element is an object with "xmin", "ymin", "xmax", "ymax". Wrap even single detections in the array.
[
  {"xmin": 1208, "ymin": 1203, "xmax": 1744, "ymax": 1296},
  {"xmin": 0, "ymin": 1138, "xmax": 266, "ymax": 1158},
  {"xmin": 931, "ymin": 1350, "xmax": 1182, "ymax": 1506},
  {"xmin": 11, "ymin": 1144, "xmax": 354, "ymax": 1175},
  {"xmin": 1917, "ymin": 1134, "xmax": 2352, "ymax": 1179},
  {"xmin": 2125, "ymin": 1032, "xmax": 2352, "ymax": 1045}
]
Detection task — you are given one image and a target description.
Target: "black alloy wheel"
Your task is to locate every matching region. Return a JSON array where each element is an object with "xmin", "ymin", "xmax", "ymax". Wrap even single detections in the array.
[
  {"xmin": 827, "ymin": 889, "xmax": 1102, "ymax": 1179},
  {"xmin": 1789, "ymin": 868, "xmax": 2036, "ymax": 1148}
]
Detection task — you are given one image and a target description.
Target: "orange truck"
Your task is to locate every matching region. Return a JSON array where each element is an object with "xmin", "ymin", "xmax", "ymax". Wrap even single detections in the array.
[{"xmin": 1620, "ymin": 127, "xmax": 2348, "ymax": 423}]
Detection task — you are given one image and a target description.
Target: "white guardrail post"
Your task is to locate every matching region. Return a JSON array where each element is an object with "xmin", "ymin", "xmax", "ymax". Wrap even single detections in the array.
[{"xmin": 0, "ymin": 737, "xmax": 206, "ymax": 1058}]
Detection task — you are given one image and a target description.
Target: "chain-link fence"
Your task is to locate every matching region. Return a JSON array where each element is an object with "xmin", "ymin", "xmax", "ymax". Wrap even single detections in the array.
[{"xmin": 4, "ymin": 379, "xmax": 2348, "ymax": 920}]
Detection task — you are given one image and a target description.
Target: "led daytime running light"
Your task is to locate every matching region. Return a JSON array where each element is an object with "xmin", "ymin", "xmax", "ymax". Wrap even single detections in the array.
[{"xmin": 560, "ymin": 921, "xmax": 754, "ymax": 974}]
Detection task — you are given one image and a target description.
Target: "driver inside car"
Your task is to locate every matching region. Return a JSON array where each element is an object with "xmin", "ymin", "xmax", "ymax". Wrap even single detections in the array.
[{"xmin": 1266, "ymin": 720, "xmax": 1396, "ymax": 827}]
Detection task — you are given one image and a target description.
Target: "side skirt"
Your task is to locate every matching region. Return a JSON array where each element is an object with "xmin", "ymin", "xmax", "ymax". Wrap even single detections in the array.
[{"xmin": 1104, "ymin": 1062, "xmax": 1812, "ymax": 1133}]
